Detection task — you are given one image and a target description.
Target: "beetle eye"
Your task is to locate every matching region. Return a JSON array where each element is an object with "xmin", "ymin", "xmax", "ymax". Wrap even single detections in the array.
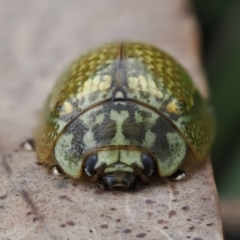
[
  {"xmin": 141, "ymin": 153, "xmax": 155, "ymax": 176},
  {"xmin": 84, "ymin": 154, "xmax": 98, "ymax": 176}
]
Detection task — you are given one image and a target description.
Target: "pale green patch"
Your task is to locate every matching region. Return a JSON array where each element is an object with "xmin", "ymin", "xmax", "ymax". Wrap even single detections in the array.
[
  {"xmin": 134, "ymin": 111, "xmax": 143, "ymax": 123},
  {"xmin": 82, "ymin": 130, "xmax": 96, "ymax": 149},
  {"xmin": 57, "ymin": 120, "xmax": 67, "ymax": 134},
  {"xmin": 157, "ymin": 132, "xmax": 186, "ymax": 176},
  {"xmin": 95, "ymin": 149, "xmax": 143, "ymax": 173},
  {"xmin": 133, "ymin": 104, "xmax": 160, "ymax": 128},
  {"xmin": 171, "ymin": 115, "xmax": 192, "ymax": 139},
  {"xmin": 91, "ymin": 75, "xmax": 101, "ymax": 87},
  {"xmin": 95, "ymin": 150, "xmax": 119, "ymax": 169},
  {"xmin": 142, "ymin": 130, "xmax": 156, "ymax": 147},
  {"xmin": 104, "ymin": 164, "xmax": 134, "ymax": 174},
  {"xmin": 120, "ymin": 150, "xmax": 144, "ymax": 169},
  {"xmin": 110, "ymin": 110, "xmax": 130, "ymax": 145},
  {"xmin": 55, "ymin": 133, "xmax": 82, "ymax": 178},
  {"xmin": 95, "ymin": 114, "xmax": 105, "ymax": 125}
]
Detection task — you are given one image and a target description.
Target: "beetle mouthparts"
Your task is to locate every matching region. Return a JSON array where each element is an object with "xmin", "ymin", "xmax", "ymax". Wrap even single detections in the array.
[{"xmin": 102, "ymin": 172, "xmax": 136, "ymax": 190}]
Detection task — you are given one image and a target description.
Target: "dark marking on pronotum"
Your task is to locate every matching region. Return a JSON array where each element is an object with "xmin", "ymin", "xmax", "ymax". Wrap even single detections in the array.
[
  {"xmin": 150, "ymin": 115, "xmax": 180, "ymax": 162},
  {"xmin": 158, "ymin": 219, "xmax": 164, "ymax": 224},
  {"xmin": 92, "ymin": 115, "xmax": 117, "ymax": 143}
]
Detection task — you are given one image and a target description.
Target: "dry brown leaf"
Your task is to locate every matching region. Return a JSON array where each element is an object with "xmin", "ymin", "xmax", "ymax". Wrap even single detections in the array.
[{"xmin": 0, "ymin": 0, "xmax": 223, "ymax": 239}]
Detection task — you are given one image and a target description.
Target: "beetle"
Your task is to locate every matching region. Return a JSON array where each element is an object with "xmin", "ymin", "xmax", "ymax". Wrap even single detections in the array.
[{"xmin": 34, "ymin": 42, "xmax": 215, "ymax": 190}]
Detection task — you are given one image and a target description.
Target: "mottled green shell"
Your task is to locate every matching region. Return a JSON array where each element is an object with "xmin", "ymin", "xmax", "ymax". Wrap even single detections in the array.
[{"xmin": 35, "ymin": 42, "xmax": 215, "ymax": 176}]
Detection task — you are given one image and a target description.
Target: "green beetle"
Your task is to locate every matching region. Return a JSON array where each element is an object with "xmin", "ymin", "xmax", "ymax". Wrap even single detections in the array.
[{"xmin": 35, "ymin": 42, "xmax": 215, "ymax": 190}]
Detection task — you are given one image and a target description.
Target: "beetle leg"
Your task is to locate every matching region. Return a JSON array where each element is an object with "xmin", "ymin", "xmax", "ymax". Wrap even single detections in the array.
[
  {"xmin": 90, "ymin": 174, "xmax": 99, "ymax": 183},
  {"xmin": 21, "ymin": 139, "xmax": 35, "ymax": 151},
  {"xmin": 131, "ymin": 163, "xmax": 150, "ymax": 184},
  {"xmin": 90, "ymin": 164, "xmax": 106, "ymax": 183},
  {"xmin": 96, "ymin": 182, "xmax": 106, "ymax": 190},
  {"xmin": 48, "ymin": 165, "xmax": 63, "ymax": 176},
  {"xmin": 140, "ymin": 173, "xmax": 150, "ymax": 183},
  {"xmin": 169, "ymin": 170, "xmax": 191, "ymax": 181}
]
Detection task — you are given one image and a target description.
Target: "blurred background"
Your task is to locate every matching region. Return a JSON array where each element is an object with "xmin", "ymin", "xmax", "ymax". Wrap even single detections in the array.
[{"xmin": 193, "ymin": 0, "xmax": 240, "ymax": 239}]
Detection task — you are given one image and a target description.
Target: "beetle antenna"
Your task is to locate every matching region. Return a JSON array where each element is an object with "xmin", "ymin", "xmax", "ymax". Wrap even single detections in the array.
[
  {"xmin": 140, "ymin": 173, "xmax": 150, "ymax": 184},
  {"xmin": 90, "ymin": 174, "xmax": 99, "ymax": 183}
]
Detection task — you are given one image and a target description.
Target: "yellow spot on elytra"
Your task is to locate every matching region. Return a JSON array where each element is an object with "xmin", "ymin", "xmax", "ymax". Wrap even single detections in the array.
[
  {"xmin": 151, "ymin": 89, "xmax": 163, "ymax": 99},
  {"xmin": 83, "ymin": 80, "xmax": 91, "ymax": 91},
  {"xmin": 166, "ymin": 59, "xmax": 172, "ymax": 66},
  {"xmin": 166, "ymin": 101, "xmax": 180, "ymax": 114},
  {"xmin": 103, "ymin": 74, "xmax": 111, "ymax": 82},
  {"xmin": 148, "ymin": 79, "xmax": 163, "ymax": 99},
  {"xmin": 166, "ymin": 67, "xmax": 173, "ymax": 76},
  {"xmin": 128, "ymin": 77, "xmax": 139, "ymax": 90},
  {"xmin": 88, "ymin": 53, "xmax": 98, "ymax": 60},
  {"xmin": 89, "ymin": 60, "xmax": 97, "ymax": 67},
  {"xmin": 157, "ymin": 63, "xmax": 163, "ymax": 73},
  {"xmin": 92, "ymin": 75, "xmax": 101, "ymax": 88},
  {"xmin": 60, "ymin": 102, "xmax": 73, "ymax": 115},
  {"xmin": 145, "ymin": 49, "xmax": 154, "ymax": 56},
  {"xmin": 99, "ymin": 75, "xmax": 111, "ymax": 90},
  {"xmin": 145, "ymin": 55, "xmax": 153, "ymax": 62},
  {"xmin": 135, "ymin": 49, "xmax": 143, "ymax": 55},
  {"xmin": 79, "ymin": 63, "xmax": 87, "ymax": 70},
  {"xmin": 139, "ymin": 75, "xmax": 148, "ymax": 91},
  {"xmin": 76, "ymin": 91, "xmax": 83, "ymax": 100}
]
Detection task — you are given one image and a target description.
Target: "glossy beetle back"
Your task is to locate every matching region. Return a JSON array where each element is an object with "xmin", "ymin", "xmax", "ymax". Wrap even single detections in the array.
[{"xmin": 35, "ymin": 42, "xmax": 215, "ymax": 182}]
